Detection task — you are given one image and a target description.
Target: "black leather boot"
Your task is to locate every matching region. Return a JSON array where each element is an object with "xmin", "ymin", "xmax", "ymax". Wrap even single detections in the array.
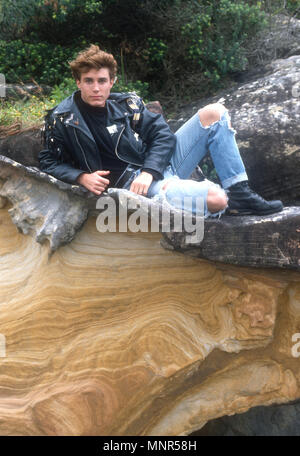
[{"xmin": 226, "ymin": 181, "xmax": 283, "ymax": 216}]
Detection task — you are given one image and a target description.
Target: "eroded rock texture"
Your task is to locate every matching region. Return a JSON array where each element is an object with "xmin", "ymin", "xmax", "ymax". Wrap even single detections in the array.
[
  {"xmin": 1, "ymin": 155, "xmax": 299, "ymax": 269},
  {"xmin": 0, "ymin": 155, "xmax": 300, "ymax": 436},
  {"xmin": 1, "ymin": 201, "xmax": 300, "ymax": 436},
  {"xmin": 162, "ymin": 207, "xmax": 300, "ymax": 270}
]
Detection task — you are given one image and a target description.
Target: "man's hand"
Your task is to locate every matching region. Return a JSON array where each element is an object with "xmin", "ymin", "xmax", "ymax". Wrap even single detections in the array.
[
  {"xmin": 77, "ymin": 170, "xmax": 110, "ymax": 195},
  {"xmin": 130, "ymin": 171, "xmax": 153, "ymax": 196}
]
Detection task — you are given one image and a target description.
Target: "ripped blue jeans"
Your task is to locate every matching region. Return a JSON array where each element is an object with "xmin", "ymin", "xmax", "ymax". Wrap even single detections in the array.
[{"xmin": 135, "ymin": 109, "xmax": 248, "ymax": 217}]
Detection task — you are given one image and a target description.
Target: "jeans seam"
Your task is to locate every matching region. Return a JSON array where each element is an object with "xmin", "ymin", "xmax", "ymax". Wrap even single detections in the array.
[{"xmin": 173, "ymin": 136, "xmax": 202, "ymax": 175}]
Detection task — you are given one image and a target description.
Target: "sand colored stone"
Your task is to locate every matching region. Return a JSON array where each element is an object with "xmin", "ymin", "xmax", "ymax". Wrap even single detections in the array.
[{"xmin": 0, "ymin": 207, "xmax": 299, "ymax": 435}]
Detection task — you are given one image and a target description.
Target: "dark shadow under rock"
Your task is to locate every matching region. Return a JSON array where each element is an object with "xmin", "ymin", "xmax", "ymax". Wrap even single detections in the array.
[{"xmin": 191, "ymin": 399, "xmax": 300, "ymax": 436}]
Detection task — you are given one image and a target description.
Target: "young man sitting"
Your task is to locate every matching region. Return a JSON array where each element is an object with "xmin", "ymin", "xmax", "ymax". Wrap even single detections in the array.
[{"xmin": 39, "ymin": 44, "xmax": 283, "ymax": 218}]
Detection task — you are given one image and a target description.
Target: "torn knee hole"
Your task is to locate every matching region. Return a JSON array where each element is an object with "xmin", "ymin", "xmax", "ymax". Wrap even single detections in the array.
[{"xmin": 162, "ymin": 181, "xmax": 172, "ymax": 191}]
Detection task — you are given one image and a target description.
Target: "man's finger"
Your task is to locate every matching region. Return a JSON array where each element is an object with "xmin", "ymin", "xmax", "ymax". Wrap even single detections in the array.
[
  {"xmin": 92, "ymin": 184, "xmax": 106, "ymax": 191},
  {"xmin": 96, "ymin": 170, "xmax": 110, "ymax": 176},
  {"xmin": 97, "ymin": 176, "xmax": 110, "ymax": 185}
]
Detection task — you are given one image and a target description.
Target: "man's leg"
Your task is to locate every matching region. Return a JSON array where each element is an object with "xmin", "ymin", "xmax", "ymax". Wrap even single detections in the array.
[
  {"xmin": 171, "ymin": 103, "xmax": 247, "ymax": 185},
  {"xmin": 167, "ymin": 103, "xmax": 283, "ymax": 216},
  {"xmin": 147, "ymin": 104, "xmax": 231, "ymax": 216}
]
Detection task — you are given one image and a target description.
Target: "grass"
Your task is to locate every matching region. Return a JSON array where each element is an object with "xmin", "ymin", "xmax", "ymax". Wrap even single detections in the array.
[
  {"xmin": 0, "ymin": 75, "xmax": 149, "ymax": 135},
  {"xmin": 0, "ymin": 95, "xmax": 56, "ymax": 131}
]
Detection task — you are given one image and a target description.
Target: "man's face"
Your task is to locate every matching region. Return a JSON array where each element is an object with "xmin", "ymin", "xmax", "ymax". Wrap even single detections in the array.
[{"xmin": 76, "ymin": 67, "xmax": 114, "ymax": 107}]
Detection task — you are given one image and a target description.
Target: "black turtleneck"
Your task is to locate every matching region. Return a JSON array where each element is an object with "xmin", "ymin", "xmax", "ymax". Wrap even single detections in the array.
[
  {"xmin": 75, "ymin": 93, "xmax": 162, "ymax": 186},
  {"xmin": 75, "ymin": 93, "xmax": 127, "ymax": 186}
]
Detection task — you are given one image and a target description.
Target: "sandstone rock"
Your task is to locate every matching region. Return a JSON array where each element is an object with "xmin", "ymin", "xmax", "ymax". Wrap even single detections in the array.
[
  {"xmin": 1, "ymin": 148, "xmax": 300, "ymax": 435},
  {"xmin": 0, "ymin": 50, "xmax": 299, "ymax": 435},
  {"xmin": 1, "ymin": 185, "xmax": 300, "ymax": 435},
  {"xmin": 1, "ymin": 154, "xmax": 299, "ymax": 271}
]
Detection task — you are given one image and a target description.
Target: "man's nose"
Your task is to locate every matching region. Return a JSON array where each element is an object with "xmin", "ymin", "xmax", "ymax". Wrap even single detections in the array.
[{"xmin": 92, "ymin": 83, "xmax": 100, "ymax": 91}]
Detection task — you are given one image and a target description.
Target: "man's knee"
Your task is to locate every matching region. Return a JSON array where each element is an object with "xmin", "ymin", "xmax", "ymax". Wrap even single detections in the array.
[
  {"xmin": 207, "ymin": 187, "xmax": 228, "ymax": 213},
  {"xmin": 198, "ymin": 103, "xmax": 228, "ymax": 128}
]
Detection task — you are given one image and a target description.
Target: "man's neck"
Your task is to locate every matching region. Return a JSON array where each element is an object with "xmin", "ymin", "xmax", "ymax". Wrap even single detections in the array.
[{"xmin": 76, "ymin": 92, "xmax": 107, "ymax": 115}]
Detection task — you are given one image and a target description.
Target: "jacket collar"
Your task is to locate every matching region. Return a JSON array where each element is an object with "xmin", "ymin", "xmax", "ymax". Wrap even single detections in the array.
[
  {"xmin": 53, "ymin": 90, "xmax": 128, "ymax": 122},
  {"xmin": 52, "ymin": 90, "xmax": 124, "ymax": 142}
]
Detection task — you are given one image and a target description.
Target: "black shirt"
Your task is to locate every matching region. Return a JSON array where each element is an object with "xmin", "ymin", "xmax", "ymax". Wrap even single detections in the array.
[
  {"xmin": 75, "ymin": 93, "xmax": 162, "ymax": 186},
  {"xmin": 75, "ymin": 93, "xmax": 127, "ymax": 186}
]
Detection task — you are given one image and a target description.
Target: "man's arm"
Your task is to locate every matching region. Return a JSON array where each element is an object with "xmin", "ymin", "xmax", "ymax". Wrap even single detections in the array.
[
  {"xmin": 128, "ymin": 96, "xmax": 176, "ymax": 195},
  {"xmin": 39, "ymin": 111, "xmax": 111, "ymax": 194},
  {"xmin": 39, "ymin": 111, "xmax": 86, "ymax": 185}
]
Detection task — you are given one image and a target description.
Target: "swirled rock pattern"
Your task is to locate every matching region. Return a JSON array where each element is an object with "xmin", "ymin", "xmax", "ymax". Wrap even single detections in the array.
[
  {"xmin": 0, "ymin": 156, "xmax": 300, "ymax": 435},
  {"xmin": 0, "ymin": 204, "xmax": 300, "ymax": 435}
]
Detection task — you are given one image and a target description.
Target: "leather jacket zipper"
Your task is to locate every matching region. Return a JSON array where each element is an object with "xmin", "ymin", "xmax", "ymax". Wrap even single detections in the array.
[
  {"xmin": 114, "ymin": 125, "xmax": 141, "ymax": 166},
  {"xmin": 74, "ymin": 129, "xmax": 92, "ymax": 173}
]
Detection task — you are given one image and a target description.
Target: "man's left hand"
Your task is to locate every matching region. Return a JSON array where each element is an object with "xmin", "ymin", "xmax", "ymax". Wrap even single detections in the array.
[{"xmin": 130, "ymin": 171, "xmax": 153, "ymax": 196}]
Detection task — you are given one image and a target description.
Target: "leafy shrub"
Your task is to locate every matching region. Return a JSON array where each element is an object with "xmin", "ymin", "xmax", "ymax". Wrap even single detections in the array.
[
  {"xmin": 50, "ymin": 78, "xmax": 78, "ymax": 104},
  {"xmin": 0, "ymin": 95, "xmax": 55, "ymax": 128},
  {"xmin": 0, "ymin": 39, "xmax": 78, "ymax": 85},
  {"xmin": 113, "ymin": 77, "xmax": 149, "ymax": 100},
  {"xmin": 0, "ymin": 0, "xmax": 294, "ymax": 106}
]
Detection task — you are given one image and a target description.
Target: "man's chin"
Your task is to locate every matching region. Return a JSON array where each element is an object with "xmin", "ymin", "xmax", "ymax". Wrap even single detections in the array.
[{"xmin": 88, "ymin": 98, "xmax": 105, "ymax": 107}]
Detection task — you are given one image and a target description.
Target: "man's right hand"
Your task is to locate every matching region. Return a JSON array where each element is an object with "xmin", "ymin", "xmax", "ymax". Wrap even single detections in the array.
[{"xmin": 77, "ymin": 170, "xmax": 110, "ymax": 195}]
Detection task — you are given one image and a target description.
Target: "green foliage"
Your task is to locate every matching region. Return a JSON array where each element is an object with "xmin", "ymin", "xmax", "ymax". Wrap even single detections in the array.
[
  {"xmin": 0, "ymin": 95, "xmax": 55, "ymax": 128},
  {"xmin": 261, "ymin": 0, "xmax": 299, "ymax": 17},
  {"xmin": 113, "ymin": 77, "xmax": 149, "ymax": 100},
  {"xmin": 144, "ymin": 38, "xmax": 168, "ymax": 64},
  {"xmin": 0, "ymin": 39, "xmax": 78, "ymax": 85},
  {"xmin": 36, "ymin": 0, "xmax": 103, "ymax": 22},
  {"xmin": 50, "ymin": 78, "xmax": 77, "ymax": 104},
  {"xmin": 0, "ymin": 0, "xmax": 37, "ymax": 39},
  {"xmin": 0, "ymin": 0, "xmax": 297, "ymax": 105},
  {"xmin": 181, "ymin": 0, "xmax": 267, "ymax": 85}
]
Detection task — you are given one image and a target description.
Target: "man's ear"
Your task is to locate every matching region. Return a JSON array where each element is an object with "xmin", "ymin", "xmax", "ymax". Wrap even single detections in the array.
[{"xmin": 76, "ymin": 79, "xmax": 81, "ymax": 89}]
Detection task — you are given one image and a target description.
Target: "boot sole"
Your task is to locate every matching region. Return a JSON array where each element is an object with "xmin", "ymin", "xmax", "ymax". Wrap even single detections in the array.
[{"xmin": 226, "ymin": 206, "xmax": 283, "ymax": 216}]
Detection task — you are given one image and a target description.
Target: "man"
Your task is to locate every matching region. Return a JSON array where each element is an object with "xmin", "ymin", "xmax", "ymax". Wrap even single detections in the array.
[{"xmin": 39, "ymin": 44, "xmax": 283, "ymax": 217}]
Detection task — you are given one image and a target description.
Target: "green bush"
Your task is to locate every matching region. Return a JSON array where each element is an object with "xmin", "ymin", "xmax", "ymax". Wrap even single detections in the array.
[
  {"xmin": 181, "ymin": 0, "xmax": 267, "ymax": 83},
  {"xmin": 0, "ymin": 39, "xmax": 78, "ymax": 85},
  {"xmin": 113, "ymin": 77, "xmax": 149, "ymax": 100},
  {"xmin": 1, "ymin": 0, "xmax": 295, "ymax": 105},
  {"xmin": 50, "ymin": 78, "xmax": 78, "ymax": 104}
]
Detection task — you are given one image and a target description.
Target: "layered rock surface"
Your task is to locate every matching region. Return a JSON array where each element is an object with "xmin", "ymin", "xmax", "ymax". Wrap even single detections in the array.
[
  {"xmin": 1, "ymin": 196, "xmax": 300, "ymax": 436},
  {"xmin": 0, "ymin": 154, "xmax": 300, "ymax": 435}
]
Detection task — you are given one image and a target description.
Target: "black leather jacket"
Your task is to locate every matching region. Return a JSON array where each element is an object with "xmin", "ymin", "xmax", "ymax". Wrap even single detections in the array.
[{"xmin": 39, "ymin": 90, "xmax": 176, "ymax": 185}]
